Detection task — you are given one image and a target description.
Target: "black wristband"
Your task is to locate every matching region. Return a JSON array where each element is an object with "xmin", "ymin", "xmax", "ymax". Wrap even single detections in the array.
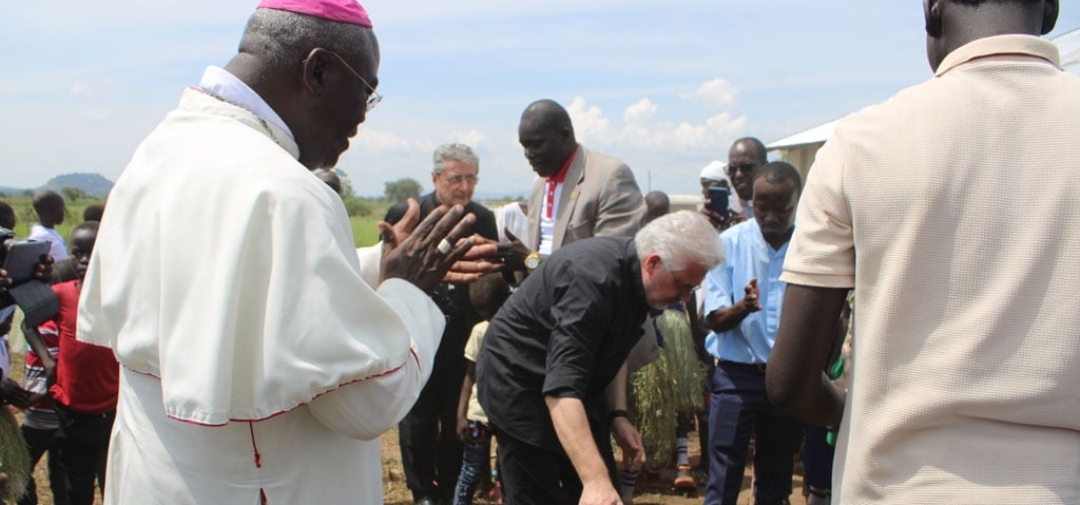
[{"xmin": 607, "ymin": 409, "xmax": 631, "ymax": 424}]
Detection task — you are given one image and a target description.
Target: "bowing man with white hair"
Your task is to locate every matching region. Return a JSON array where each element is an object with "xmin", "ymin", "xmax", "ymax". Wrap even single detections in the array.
[{"xmin": 477, "ymin": 211, "xmax": 725, "ymax": 505}]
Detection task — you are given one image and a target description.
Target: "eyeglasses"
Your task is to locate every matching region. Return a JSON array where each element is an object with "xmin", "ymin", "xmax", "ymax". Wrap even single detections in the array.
[
  {"xmin": 664, "ymin": 263, "xmax": 701, "ymax": 297},
  {"xmin": 323, "ymin": 49, "xmax": 383, "ymax": 112},
  {"xmin": 442, "ymin": 173, "xmax": 480, "ymax": 185},
  {"xmin": 726, "ymin": 162, "xmax": 758, "ymax": 175}
]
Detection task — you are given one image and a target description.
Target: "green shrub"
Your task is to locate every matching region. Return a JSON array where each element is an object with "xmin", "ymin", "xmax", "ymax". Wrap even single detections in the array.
[{"xmin": 343, "ymin": 198, "xmax": 373, "ymax": 217}]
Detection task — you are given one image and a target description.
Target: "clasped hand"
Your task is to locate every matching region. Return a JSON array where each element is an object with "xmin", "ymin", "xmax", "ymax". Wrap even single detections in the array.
[{"xmin": 378, "ymin": 199, "xmax": 499, "ymax": 293}]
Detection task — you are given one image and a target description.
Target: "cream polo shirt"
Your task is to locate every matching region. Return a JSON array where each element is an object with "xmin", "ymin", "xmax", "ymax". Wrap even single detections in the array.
[{"xmin": 782, "ymin": 34, "xmax": 1080, "ymax": 504}]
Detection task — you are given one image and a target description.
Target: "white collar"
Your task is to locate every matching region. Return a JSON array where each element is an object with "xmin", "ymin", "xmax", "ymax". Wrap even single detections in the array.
[{"xmin": 198, "ymin": 66, "xmax": 294, "ymax": 141}]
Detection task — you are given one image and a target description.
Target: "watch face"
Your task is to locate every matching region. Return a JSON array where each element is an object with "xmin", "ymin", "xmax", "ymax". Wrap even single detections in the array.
[{"xmin": 525, "ymin": 256, "xmax": 540, "ymax": 269}]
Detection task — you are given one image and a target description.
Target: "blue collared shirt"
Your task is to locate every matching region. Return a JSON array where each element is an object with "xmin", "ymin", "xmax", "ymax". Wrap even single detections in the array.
[{"xmin": 703, "ymin": 219, "xmax": 790, "ymax": 364}]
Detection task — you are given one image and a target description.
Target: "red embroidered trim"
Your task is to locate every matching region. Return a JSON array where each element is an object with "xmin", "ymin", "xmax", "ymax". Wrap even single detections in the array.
[
  {"xmin": 248, "ymin": 422, "xmax": 262, "ymax": 468},
  {"xmin": 124, "ymin": 357, "xmax": 411, "ymax": 426}
]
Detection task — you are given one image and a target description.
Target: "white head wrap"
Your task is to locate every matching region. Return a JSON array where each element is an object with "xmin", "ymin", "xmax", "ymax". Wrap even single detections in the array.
[{"xmin": 699, "ymin": 160, "xmax": 726, "ymax": 182}]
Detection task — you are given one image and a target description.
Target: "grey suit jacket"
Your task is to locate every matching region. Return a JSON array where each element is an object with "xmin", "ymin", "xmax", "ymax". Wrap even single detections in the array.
[{"xmin": 526, "ymin": 145, "xmax": 645, "ymax": 253}]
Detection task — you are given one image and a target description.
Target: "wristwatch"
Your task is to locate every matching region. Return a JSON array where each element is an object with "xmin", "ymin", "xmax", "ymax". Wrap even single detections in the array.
[
  {"xmin": 524, "ymin": 251, "xmax": 541, "ymax": 273},
  {"xmin": 607, "ymin": 409, "xmax": 632, "ymax": 424}
]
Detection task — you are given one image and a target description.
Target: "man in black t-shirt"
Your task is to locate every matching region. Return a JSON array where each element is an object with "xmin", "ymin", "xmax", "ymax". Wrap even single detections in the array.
[{"xmin": 477, "ymin": 211, "xmax": 724, "ymax": 505}]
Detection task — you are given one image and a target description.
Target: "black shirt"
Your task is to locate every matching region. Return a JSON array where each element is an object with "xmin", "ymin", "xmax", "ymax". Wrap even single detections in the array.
[
  {"xmin": 385, "ymin": 193, "xmax": 498, "ymax": 370},
  {"xmin": 476, "ymin": 236, "xmax": 648, "ymax": 449}
]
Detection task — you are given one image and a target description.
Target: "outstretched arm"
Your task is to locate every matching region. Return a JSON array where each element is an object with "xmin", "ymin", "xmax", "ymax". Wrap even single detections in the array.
[{"xmin": 546, "ymin": 396, "xmax": 623, "ymax": 505}]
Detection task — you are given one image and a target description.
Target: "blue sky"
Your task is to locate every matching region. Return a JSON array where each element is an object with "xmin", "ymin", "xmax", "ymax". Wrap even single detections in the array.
[{"xmin": 2, "ymin": 1, "xmax": 1078, "ymax": 198}]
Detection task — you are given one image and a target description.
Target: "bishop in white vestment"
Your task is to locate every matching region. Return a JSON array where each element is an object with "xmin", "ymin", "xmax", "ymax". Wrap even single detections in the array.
[{"xmin": 76, "ymin": 1, "xmax": 457, "ymax": 503}]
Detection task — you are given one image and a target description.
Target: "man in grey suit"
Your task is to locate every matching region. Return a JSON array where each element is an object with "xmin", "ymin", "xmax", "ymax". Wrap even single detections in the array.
[
  {"xmin": 495, "ymin": 98, "xmax": 646, "ymax": 502},
  {"xmin": 517, "ymin": 99, "xmax": 645, "ymax": 269}
]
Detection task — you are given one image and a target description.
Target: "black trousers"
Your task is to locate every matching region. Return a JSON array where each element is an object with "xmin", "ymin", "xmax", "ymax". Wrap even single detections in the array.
[
  {"xmin": 18, "ymin": 425, "xmax": 69, "ymax": 505},
  {"xmin": 492, "ymin": 415, "xmax": 616, "ymax": 505},
  {"xmin": 54, "ymin": 406, "xmax": 114, "ymax": 505},
  {"xmin": 399, "ymin": 359, "xmax": 467, "ymax": 502},
  {"xmin": 801, "ymin": 424, "xmax": 835, "ymax": 490},
  {"xmin": 706, "ymin": 362, "xmax": 800, "ymax": 505}
]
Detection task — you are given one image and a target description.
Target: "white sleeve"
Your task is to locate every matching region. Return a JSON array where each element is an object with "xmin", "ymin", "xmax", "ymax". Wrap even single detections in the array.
[
  {"xmin": 307, "ymin": 278, "xmax": 443, "ymax": 440},
  {"xmin": 355, "ymin": 245, "xmax": 382, "ymax": 288}
]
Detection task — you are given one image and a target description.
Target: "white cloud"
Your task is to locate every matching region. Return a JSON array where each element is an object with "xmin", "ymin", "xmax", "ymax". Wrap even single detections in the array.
[
  {"xmin": 684, "ymin": 78, "xmax": 739, "ymax": 108},
  {"xmin": 624, "ymin": 98, "xmax": 657, "ymax": 126},
  {"xmin": 706, "ymin": 111, "xmax": 747, "ymax": 133},
  {"xmin": 561, "ymin": 82, "xmax": 746, "ymax": 154},
  {"xmin": 566, "ymin": 96, "xmax": 613, "ymax": 140}
]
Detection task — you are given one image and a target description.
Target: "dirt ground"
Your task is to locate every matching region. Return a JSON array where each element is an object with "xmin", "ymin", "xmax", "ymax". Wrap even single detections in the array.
[
  {"xmin": 379, "ymin": 426, "xmax": 808, "ymax": 505},
  {"xmin": 15, "ymin": 423, "xmax": 805, "ymax": 505},
  {"xmin": 6, "ymin": 341, "xmax": 806, "ymax": 505}
]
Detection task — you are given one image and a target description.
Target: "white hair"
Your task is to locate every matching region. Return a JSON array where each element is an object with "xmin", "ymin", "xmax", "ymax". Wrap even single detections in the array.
[
  {"xmin": 432, "ymin": 143, "xmax": 479, "ymax": 175},
  {"xmin": 635, "ymin": 210, "xmax": 724, "ymax": 272}
]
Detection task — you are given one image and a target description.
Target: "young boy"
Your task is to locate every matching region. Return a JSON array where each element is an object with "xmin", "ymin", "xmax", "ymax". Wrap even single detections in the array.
[
  {"xmin": 23, "ymin": 221, "xmax": 118, "ymax": 505},
  {"xmin": 27, "ymin": 191, "xmax": 68, "ymax": 262},
  {"xmin": 453, "ymin": 273, "xmax": 511, "ymax": 505},
  {"xmin": 18, "ymin": 315, "xmax": 70, "ymax": 505}
]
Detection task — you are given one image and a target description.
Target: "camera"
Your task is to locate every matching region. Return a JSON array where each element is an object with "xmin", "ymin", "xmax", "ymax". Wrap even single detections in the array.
[{"xmin": 0, "ymin": 227, "xmax": 59, "ymax": 326}]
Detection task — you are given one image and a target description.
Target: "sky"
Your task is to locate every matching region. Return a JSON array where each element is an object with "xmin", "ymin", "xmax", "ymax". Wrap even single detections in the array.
[{"xmin": 1, "ymin": 1, "xmax": 1078, "ymax": 198}]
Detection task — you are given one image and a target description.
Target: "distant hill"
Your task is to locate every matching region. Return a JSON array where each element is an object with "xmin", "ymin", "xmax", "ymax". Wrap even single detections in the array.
[
  {"xmin": 0, "ymin": 173, "xmax": 115, "ymax": 199},
  {"xmin": 0, "ymin": 186, "xmax": 29, "ymax": 197},
  {"xmin": 43, "ymin": 173, "xmax": 114, "ymax": 198}
]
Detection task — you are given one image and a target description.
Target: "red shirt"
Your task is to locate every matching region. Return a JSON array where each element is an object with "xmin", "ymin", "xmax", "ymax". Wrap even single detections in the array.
[
  {"xmin": 48, "ymin": 280, "xmax": 119, "ymax": 414},
  {"xmin": 25, "ymin": 320, "xmax": 60, "ymax": 412},
  {"xmin": 544, "ymin": 145, "xmax": 579, "ymax": 219}
]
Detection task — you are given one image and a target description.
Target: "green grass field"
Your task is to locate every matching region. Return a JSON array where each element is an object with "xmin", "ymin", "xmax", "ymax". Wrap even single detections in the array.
[
  {"xmin": 2, "ymin": 198, "xmax": 102, "ymax": 244},
  {"xmin": 350, "ymin": 208, "xmax": 387, "ymax": 247}
]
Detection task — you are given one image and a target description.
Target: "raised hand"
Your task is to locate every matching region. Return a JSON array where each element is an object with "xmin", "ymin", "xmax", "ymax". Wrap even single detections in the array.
[
  {"xmin": 497, "ymin": 229, "xmax": 531, "ymax": 272},
  {"xmin": 742, "ymin": 278, "xmax": 762, "ymax": 313},
  {"xmin": 377, "ymin": 202, "xmax": 497, "ymax": 292}
]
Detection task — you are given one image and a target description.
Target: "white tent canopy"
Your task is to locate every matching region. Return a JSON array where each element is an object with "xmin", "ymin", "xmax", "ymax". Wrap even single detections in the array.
[{"xmin": 768, "ymin": 28, "xmax": 1080, "ymax": 176}]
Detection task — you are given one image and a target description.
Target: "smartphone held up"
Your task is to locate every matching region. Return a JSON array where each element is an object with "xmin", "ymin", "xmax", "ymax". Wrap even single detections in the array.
[{"xmin": 706, "ymin": 186, "xmax": 730, "ymax": 220}]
